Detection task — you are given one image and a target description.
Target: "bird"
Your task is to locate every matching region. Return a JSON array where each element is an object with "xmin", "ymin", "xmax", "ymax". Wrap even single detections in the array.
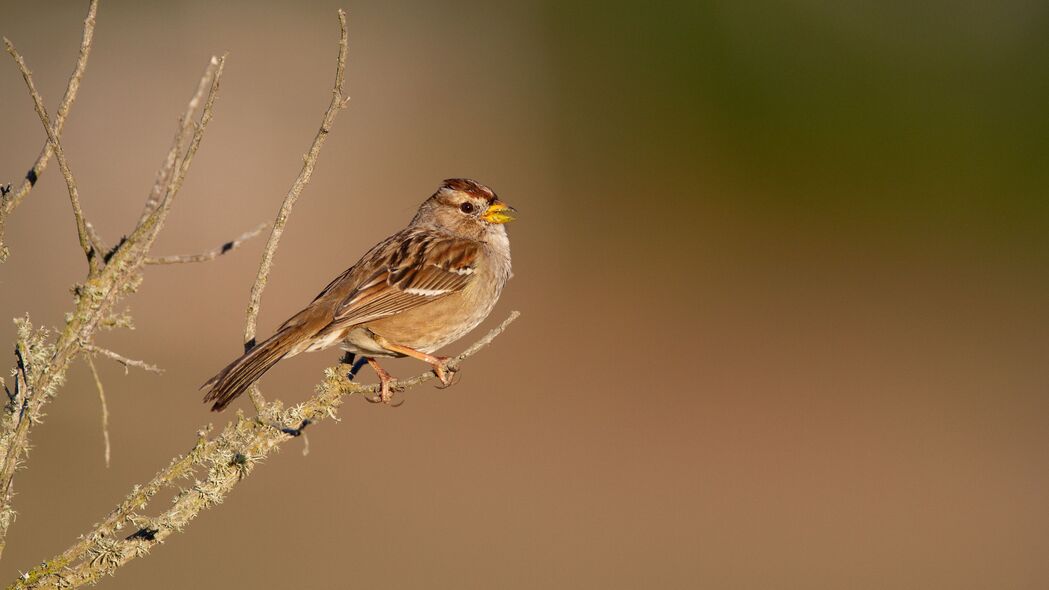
[{"xmin": 201, "ymin": 178, "xmax": 515, "ymax": 411}]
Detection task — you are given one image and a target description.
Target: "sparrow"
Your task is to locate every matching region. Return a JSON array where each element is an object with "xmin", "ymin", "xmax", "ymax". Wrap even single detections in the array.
[{"xmin": 202, "ymin": 178, "xmax": 514, "ymax": 411}]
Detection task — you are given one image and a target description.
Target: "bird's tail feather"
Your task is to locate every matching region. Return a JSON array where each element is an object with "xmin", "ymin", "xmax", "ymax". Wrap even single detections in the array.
[{"xmin": 201, "ymin": 327, "xmax": 299, "ymax": 412}]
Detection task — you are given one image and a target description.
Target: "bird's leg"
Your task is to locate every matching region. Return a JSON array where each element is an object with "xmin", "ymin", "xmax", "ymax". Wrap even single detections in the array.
[
  {"xmin": 364, "ymin": 357, "xmax": 401, "ymax": 405},
  {"xmin": 340, "ymin": 352, "xmax": 368, "ymax": 381},
  {"xmin": 367, "ymin": 331, "xmax": 456, "ymax": 388}
]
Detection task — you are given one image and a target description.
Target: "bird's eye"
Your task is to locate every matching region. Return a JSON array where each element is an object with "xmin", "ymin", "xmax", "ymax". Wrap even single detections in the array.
[{"xmin": 459, "ymin": 202, "xmax": 475, "ymax": 214}]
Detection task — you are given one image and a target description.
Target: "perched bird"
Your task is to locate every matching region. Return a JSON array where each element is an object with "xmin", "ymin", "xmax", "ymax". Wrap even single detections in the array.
[{"xmin": 202, "ymin": 178, "xmax": 515, "ymax": 411}]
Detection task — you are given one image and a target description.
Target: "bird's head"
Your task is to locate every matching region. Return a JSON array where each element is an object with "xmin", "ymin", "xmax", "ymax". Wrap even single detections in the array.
[{"xmin": 414, "ymin": 178, "xmax": 516, "ymax": 239}]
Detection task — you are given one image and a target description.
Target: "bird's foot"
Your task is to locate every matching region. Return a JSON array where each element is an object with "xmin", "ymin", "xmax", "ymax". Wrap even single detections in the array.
[
  {"xmin": 364, "ymin": 377, "xmax": 403, "ymax": 406},
  {"xmin": 431, "ymin": 356, "xmax": 458, "ymax": 389},
  {"xmin": 364, "ymin": 357, "xmax": 404, "ymax": 406}
]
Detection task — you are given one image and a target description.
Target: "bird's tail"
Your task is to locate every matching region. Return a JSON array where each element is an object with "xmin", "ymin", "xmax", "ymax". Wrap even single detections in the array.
[{"xmin": 201, "ymin": 327, "xmax": 300, "ymax": 412}]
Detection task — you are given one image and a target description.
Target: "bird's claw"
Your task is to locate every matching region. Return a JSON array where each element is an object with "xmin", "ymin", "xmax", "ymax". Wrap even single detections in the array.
[
  {"xmin": 365, "ymin": 377, "xmax": 403, "ymax": 406},
  {"xmin": 431, "ymin": 357, "xmax": 458, "ymax": 389}
]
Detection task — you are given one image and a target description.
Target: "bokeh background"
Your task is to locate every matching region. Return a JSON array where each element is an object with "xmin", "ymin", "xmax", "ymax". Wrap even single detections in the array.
[{"xmin": 2, "ymin": 1, "xmax": 1049, "ymax": 588}]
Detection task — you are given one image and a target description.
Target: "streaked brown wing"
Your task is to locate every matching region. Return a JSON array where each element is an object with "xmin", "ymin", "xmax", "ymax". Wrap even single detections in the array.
[{"xmin": 330, "ymin": 229, "xmax": 480, "ymax": 328}]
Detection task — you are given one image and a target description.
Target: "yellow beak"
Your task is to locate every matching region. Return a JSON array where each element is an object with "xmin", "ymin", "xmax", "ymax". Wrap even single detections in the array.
[{"xmin": 482, "ymin": 200, "xmax": 516, "ymax": 224}]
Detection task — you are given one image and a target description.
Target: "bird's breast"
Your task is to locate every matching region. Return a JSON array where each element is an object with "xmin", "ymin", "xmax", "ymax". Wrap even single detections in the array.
[{"xmin": 361, "ymin": 245, "xmax": 511, "ymax": 354}]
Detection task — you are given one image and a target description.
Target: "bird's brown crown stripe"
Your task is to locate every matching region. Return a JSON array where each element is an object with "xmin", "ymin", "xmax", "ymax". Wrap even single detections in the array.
[{"xmin": 440, "ymin": 178, "xmax": 496, "ymax": 202}]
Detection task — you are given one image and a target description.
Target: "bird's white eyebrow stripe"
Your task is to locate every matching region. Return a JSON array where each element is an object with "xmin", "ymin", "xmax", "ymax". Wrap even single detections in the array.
[{"xmin": 404, "ymin": 287, "xmax": 450, "ymax": 296}]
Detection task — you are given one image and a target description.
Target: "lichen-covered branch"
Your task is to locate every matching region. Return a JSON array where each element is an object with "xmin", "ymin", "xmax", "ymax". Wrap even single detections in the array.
[
  {"xmin": 243, "ymin": 8, "xmax": 350, "ymax": 412},
  {"xmin": 7, "ymin": 311, "xmax": 518, "ymax": 590},
  {"xmin": 0, "ymin": 318, "xmax": 61, "ymax": 558},
  {"xmin": 0, "ymin": 54, "xmax": 227, "ymax": 555},
  {"xmin": 0, "ymin": 0, "xmax": 98, "ymax": 262}
]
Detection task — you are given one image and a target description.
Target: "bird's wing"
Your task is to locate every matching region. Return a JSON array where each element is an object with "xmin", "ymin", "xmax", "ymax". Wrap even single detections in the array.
[{"xmin": 326, "ymin": 229, "xmax": 481, "ymax": 329}]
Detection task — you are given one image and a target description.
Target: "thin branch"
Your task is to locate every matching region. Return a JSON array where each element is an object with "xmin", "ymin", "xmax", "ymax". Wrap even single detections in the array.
[
  {"xmin": 242, "ymin": 9, "xmax": 350, "ymax": 413},
  {"xmin": 3, "ymin": 37, "xmax": 100, "ymax": 273},
  {"xmin": 144, "ymin": 222, "xmax": 267, "ymax": 265},
  {"xmin": 9, "ymin": 311, "xmax": 519, "ymax": 590},
  {"xmin": 85, "ymin": 356, "xmax": 111, "ymax": 468},
  {"xmin": 0, "ymin": 0, "xmax": 97, "ymax": 262},
  {"xmin": 83, "ymin": 345, "xmax": 163, "ymax": 374}
]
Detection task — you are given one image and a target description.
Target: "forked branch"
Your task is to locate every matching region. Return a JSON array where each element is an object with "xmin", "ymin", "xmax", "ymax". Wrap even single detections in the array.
[
  {"xmin": 0, "ymin": 53, "xmax": 227, "ymax": 558},
  {"xmin": 3, "ymin": 37, "xmax": 100, "ymax": 273},
  {"xmin": 0, "ymin": 0, "xmax": 97, "ymax": 262}
]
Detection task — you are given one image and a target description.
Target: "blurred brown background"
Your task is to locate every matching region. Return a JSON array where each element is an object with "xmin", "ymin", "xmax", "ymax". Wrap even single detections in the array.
[{"xmin": 2, "ymin": 1, "xmax": 1049, "ymax": 588}]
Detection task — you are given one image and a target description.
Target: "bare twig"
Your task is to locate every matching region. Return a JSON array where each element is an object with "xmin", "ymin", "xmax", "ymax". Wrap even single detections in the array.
[
  {"xmin": 85, "ymin": 356, "xmax": 111, "ymax": 468},
  {"xmin": 4, "ymin": 37, "xmax": 100, "ymax": 273},
  {"xmin": 0, "ymin": 0, "xmax": 97, "ymax": 262},
  {"xmin": 242, "ymin": 9, "xmax": 350, "ymax": 412},
  {"xmin": 145, "ymin": 222, "xmax": 267, "ymax": 265},
  {"xmin": 83, "ymin": 344, "xmax": 163, "ymax": 374},
  {"xmin": 10, "ymin": 311, "xmax": 519, "ymax": 590}
]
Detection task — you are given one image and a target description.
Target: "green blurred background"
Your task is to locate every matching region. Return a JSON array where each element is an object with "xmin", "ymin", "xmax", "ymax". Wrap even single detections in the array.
[{"xmin": 2, "ymin": 1, "xmax": 1048, "ymax": 588}]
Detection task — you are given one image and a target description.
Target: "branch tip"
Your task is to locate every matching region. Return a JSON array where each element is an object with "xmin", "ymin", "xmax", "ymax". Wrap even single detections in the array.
[
  {"xmin": 83, "ymin": 345, "xmax": 163, "ymax": 374},
  {"xmin": 145, "ymin": 222, "xmax": 268, "ymax": 265}
]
